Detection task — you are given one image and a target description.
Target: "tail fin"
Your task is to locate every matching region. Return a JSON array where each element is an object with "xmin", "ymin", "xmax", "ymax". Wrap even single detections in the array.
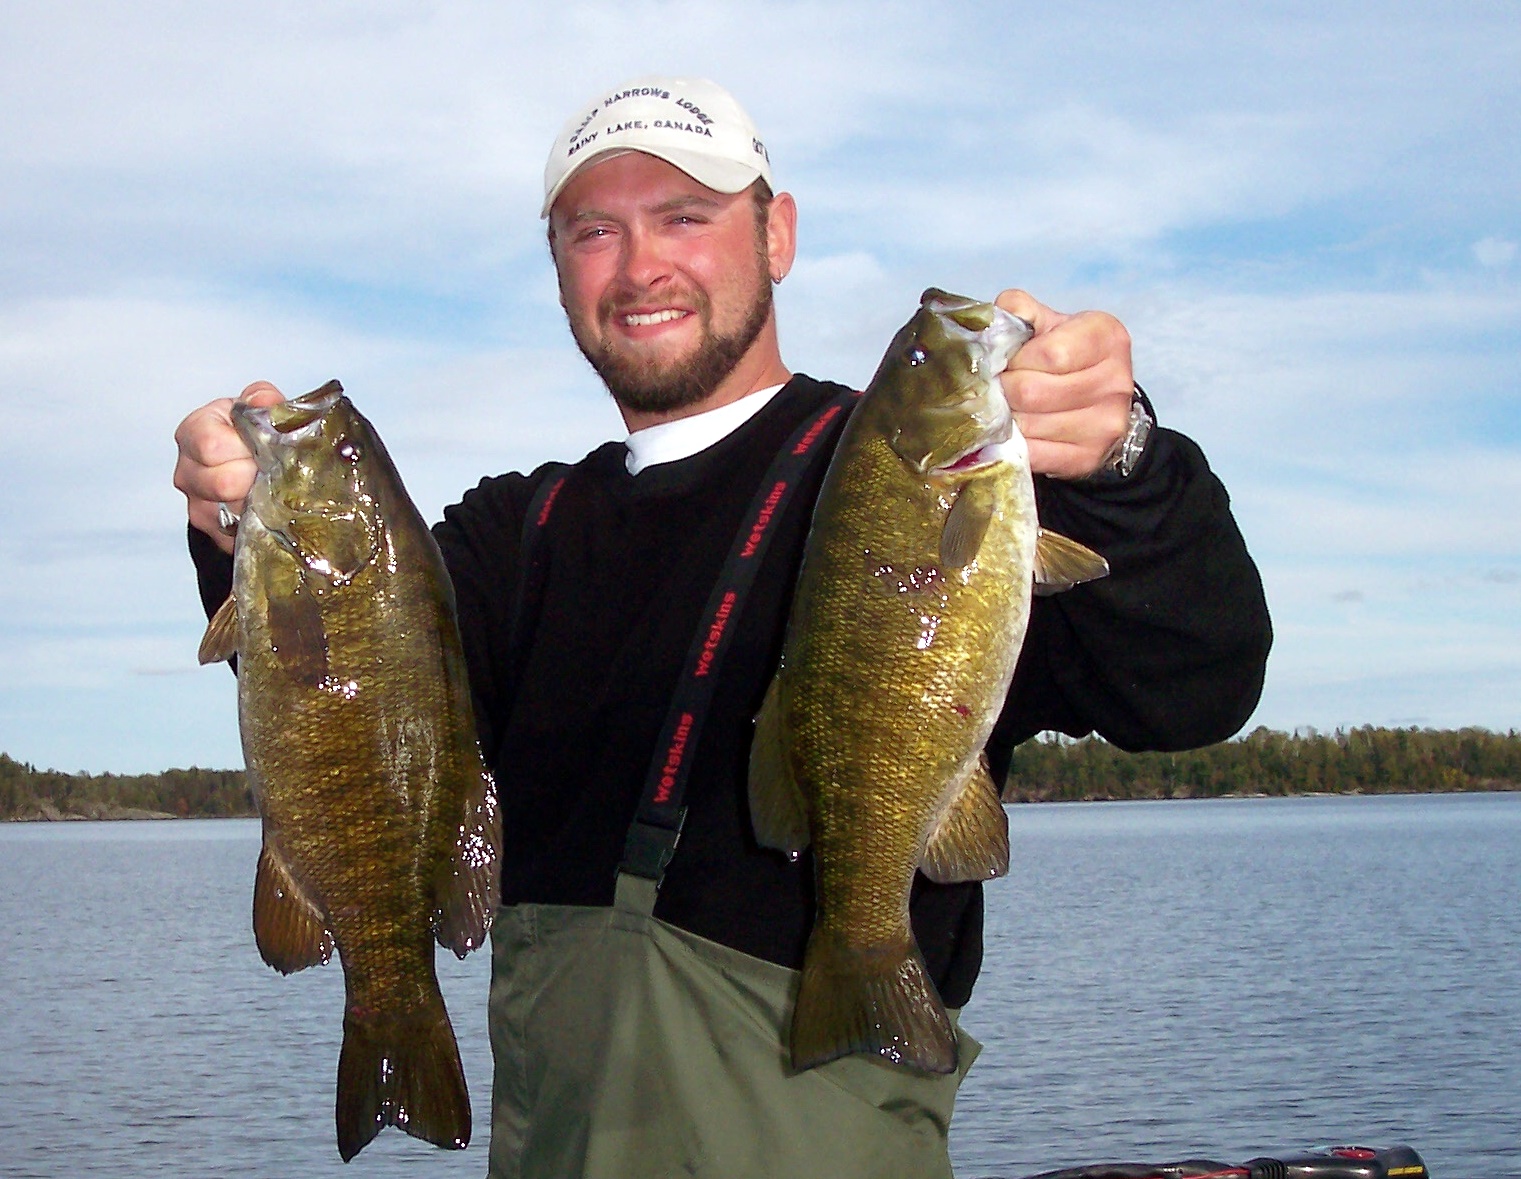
[
  {"xmin": 789, "ymin": 934, "xmax": 958, "ymax": 1075},
  {"xmin": 335, "ymin": 998, "xmax": 471, "ymax": 1161}
]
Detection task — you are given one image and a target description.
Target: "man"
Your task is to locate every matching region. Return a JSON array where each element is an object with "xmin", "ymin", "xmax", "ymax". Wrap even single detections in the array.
[{"xmin": 175, "ymin": 77, "xmax": 1271, "ymax": 1179}]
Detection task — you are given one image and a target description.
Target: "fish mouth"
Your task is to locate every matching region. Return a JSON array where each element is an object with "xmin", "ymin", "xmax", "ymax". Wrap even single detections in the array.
[
  {"xmin": 917, "ymin": 291, "xmax": 1032, "ymax": 475},
  {"xmin": 930, "ymin": 424, "xmax": 1021, "ymax": 477},
  {"xmin": 269, "ymin": 381, "xmax": 345, "ymax": 432},
  {"xmin": 232, "ymin": 380, "xmax": 345, "ymax": 458},
  {"xmin": 920, "ymin": 289, "xmax": 1032, "ymax": 379}
]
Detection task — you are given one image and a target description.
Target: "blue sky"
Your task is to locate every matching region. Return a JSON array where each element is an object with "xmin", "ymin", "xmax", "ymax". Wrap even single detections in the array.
[{"xmin": 1, "ymin": 2, "xmax": 1517, "ymax": 773}]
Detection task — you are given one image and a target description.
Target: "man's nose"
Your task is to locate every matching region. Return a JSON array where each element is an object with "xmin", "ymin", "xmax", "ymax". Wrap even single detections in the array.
[{"xmin": 620, "ymin": 225, "xmax": 673, "ymax": 289}]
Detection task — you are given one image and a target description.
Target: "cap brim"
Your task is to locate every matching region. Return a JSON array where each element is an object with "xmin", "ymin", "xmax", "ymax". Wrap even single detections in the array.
[{"xmin": 541, "ymin": 147, "xmax": 764, "ymax": 218}]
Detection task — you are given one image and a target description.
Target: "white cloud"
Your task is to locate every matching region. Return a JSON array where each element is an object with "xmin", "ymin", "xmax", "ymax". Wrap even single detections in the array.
[
  {"xmin": 1474, "ymin": 238, "xmax": 1518, "ymax": 269},
  {"xmin": 1122, "ymin": 283, "xmax": 1521, "ymax": 450},
  {"xmin": 799, "ymin": 108, "xmax": 1322, "ymax": 260}
]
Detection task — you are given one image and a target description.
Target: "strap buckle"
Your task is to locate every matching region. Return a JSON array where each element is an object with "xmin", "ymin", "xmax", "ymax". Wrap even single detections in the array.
[{"xmin": 618, "ymin": 810, "xmax": 687, "ymax": 884}]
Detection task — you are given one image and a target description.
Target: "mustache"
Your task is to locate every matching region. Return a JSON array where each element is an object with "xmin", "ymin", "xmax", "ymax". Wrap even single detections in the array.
[{"xmin": 598, "ymin": 284, "xmax": 711, "ymax": 324}]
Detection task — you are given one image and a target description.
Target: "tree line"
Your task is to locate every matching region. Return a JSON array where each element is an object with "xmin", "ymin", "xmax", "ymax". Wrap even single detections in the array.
[
  {"xmin": 5, "ymin": 726, "xmax": 1519, "ymax": 821},
  {"xmin": 1001, "ymin": 725, "xmax": 1521, "ymax": 802},
  {"xmin": 0, "ymin": 752, "xmax": 254, "ymax": 821}
]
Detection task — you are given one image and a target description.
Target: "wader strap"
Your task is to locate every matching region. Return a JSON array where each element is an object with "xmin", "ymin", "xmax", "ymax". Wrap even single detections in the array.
[
  {"xmin": 612, "ymin": 871, "xmax": 658, "ymax": 917},
  {"xmin": 618, "ymin": 388, "xmax": 860, "ymax": 902}
]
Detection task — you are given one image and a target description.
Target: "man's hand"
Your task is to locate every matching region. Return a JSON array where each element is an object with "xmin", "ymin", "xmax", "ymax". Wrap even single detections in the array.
[
  {"xmin": 172, "ymin": 381, "xmax": 285, "ymax": 555},
  {"xmin": 995, "ymin": 290, "xmax": 1134, "ymax": 480}
]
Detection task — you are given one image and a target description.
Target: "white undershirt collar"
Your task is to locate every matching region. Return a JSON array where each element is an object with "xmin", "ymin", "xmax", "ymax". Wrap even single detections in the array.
[{"xmin": 624, "ymin": 383, "xmax": 786, "ymax": 475}]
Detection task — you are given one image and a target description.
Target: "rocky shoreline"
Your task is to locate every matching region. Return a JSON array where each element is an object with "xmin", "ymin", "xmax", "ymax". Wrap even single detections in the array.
[{"xmin": 8, "ymin": 800, "xmax": 182, "ymax": 822}]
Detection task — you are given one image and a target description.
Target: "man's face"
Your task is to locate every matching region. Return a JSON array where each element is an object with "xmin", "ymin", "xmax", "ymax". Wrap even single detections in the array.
[{"xmin": 548, "ymin": 152, "xmax": 775, "ymax": 417}]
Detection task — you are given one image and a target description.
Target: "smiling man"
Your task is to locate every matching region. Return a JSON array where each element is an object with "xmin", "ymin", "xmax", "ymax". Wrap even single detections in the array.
[{"xmin": 175, "ymin": 77, "xmax": 1271, "ymax": 1179}]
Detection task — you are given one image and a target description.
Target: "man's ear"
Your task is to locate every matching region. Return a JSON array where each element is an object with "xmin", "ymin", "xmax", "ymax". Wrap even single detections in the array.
[{"xmin": 766, "ymin": 191, "xmax": 798, "ymax": 283}]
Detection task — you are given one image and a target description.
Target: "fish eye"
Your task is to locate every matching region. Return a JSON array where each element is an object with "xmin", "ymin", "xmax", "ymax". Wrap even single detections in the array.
[
  {"xmin": 906, "ymin": 344, "xmax": 928, "ymax": 367},
  {"xmin": 336, "ymin": 439, "xmax": 362, "ymax": 464}
]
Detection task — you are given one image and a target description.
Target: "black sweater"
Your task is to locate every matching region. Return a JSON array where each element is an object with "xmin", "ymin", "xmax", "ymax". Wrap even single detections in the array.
[{"xmin": 192, "ymin": 374, "xmax": 1271, "ymax": 1007}]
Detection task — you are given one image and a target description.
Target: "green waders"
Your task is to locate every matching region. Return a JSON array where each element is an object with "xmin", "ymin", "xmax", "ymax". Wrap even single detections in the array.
[{"xmin": 486, "ymin": 873, "xmax": 981, "ymax": 1179}]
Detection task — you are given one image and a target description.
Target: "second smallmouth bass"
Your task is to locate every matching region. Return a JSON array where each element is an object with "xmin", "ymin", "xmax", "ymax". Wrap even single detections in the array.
[
  {"xmin": 749, "ymin": 290, "xmax": 1107, "ymax": 1074},
  {"xmin": 199, "ymin": 381, "xmax": 500, "ymax": 1159}
]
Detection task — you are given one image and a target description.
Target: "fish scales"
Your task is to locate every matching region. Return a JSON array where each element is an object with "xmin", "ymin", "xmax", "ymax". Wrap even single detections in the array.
[
  {"xmin": 750, "ymin": 290, "xmax": 1106, "ymax": 1075},
  {"xmin": 200, "ymin": 380, "xmax": 500, "ymax": 1160}
]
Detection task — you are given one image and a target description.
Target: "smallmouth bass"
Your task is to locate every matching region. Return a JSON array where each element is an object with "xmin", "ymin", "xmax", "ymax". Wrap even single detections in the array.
[
  {"xmin": 199, "ymin": 380, "xmax": 500, "ymax": 1159},
  {"xmin": 749, "ymin": 291, "xmax": 1107, "ymax": 1074}
]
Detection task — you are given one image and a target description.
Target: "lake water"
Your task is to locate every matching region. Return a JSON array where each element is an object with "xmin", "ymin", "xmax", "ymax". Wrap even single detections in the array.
[{"xmin": 1, "ymin": 793, "xmax": 1516, "ymax": 1178}]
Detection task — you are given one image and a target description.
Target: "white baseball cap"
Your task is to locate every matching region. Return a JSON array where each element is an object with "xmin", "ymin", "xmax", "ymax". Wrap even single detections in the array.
[{"xmin": 542, "ymin": 76, "xmax": 773, "ymax": 218}]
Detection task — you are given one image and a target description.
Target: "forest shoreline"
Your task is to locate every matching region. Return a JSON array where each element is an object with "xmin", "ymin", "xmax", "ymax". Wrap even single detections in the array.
[{"xmin": 7, "ymin": 725, "xmax": 1520, "ymax": 821}]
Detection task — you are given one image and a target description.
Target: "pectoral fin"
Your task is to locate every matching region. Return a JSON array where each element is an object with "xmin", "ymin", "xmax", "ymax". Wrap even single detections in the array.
[
  {"xmin": 253, "ymin": 837, "xmax": 334, "ymax": 974},
  {"xmin": 920, "ymin": 755, "xmax": 1010, "ymax": 883},
  {"xmin": 197, "ymin": 594, "xmax": 240, "ymax": 665},
  {"xmin": 433, "ymin": 766, "xmax": 502, "ymax": 958},
  {"xmin": 748, "ymin": 676, "xmax": 811, "ymax": 859},
  {"xmin": 1033, "ymin": 528, "xmax": 1109, "ymax": 596},
  {"xmin": 941, "ymin": 477, "xmax": 997, "ymax": 569}
]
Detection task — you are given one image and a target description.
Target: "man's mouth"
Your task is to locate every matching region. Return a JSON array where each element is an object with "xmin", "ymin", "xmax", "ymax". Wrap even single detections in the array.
[{"xmin": 621, "ymin": 309, "xmax": 691, "ymax": 328}]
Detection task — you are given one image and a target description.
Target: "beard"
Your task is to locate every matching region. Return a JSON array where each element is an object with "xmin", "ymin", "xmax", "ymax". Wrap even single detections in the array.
[{"xmin": 570, "ymin": 276, "xmax": 774, "ymax": 417}]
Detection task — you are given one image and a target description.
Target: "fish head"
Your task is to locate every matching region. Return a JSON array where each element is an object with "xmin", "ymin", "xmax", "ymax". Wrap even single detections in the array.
[
  {"xmin": 233, "ymin": 381, "xmax": 382, "ymax": 588},
  {"xmin": 871, "ymin": 288, "xmax": 1034, "ymax": 478}
]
